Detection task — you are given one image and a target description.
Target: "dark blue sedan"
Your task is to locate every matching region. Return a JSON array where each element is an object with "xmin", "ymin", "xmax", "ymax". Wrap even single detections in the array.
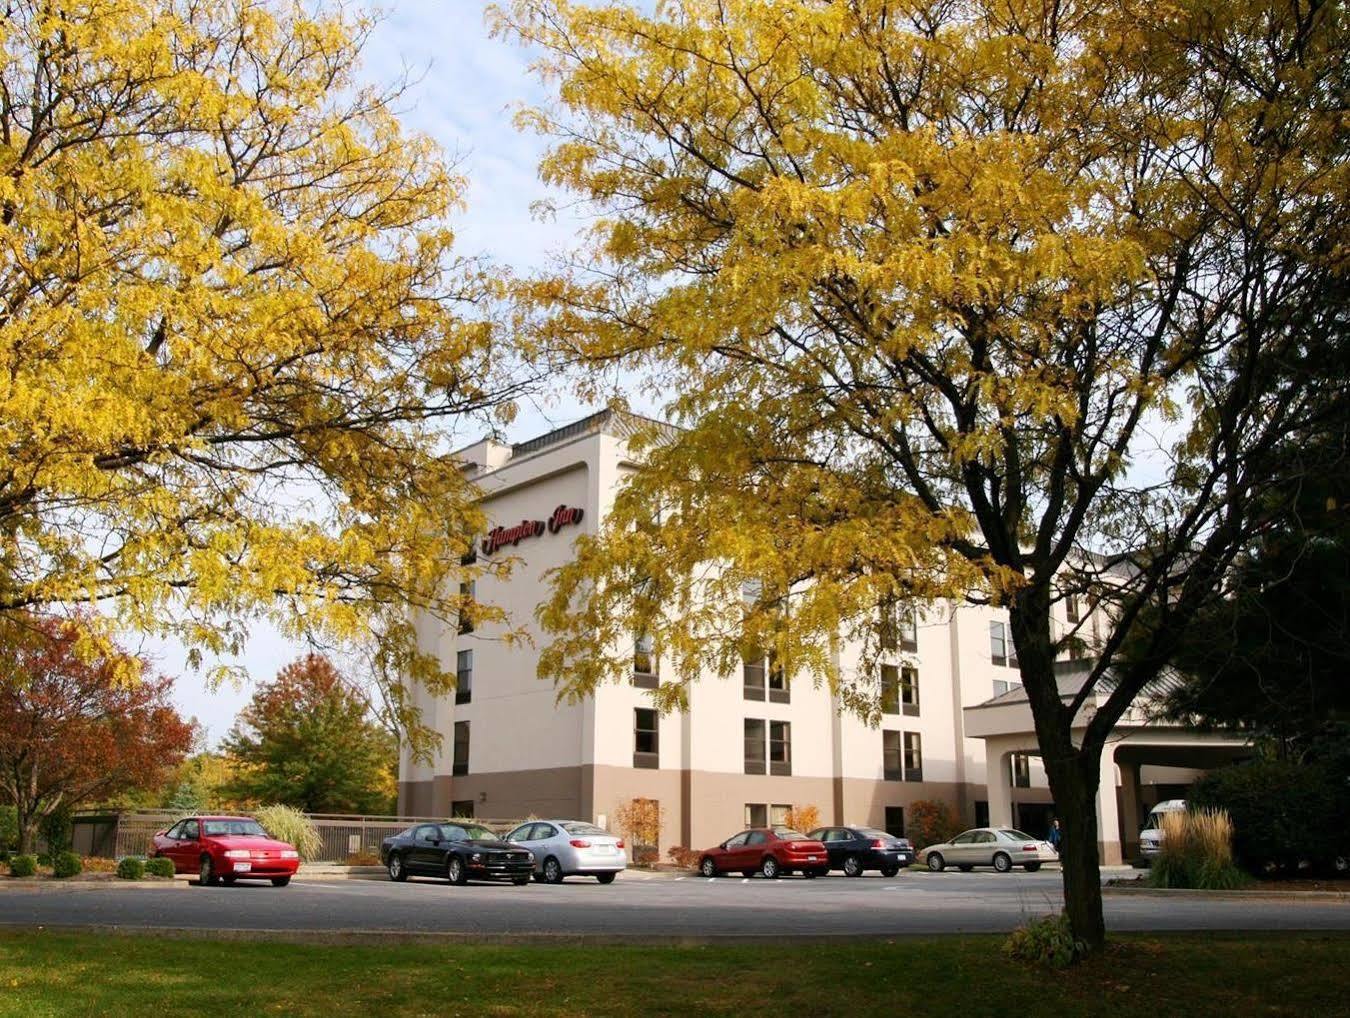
[{"xmin": 807, "ymin": 826, "xmax": 915, "ymax": 877}]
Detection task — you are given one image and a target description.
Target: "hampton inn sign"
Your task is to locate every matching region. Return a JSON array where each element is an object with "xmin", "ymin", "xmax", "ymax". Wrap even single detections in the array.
[{"xmin": 481, "ymin": 504, "xmax": 584, "ymax": 555}]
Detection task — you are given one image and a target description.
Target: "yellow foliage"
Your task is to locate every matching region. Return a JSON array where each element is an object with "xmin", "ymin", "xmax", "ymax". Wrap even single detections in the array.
[
  {"xmin": 494, "ymin": 0, "xmax": 1348, "ymax": 723},
  {"xmin": 0, "ymin": 0, "xmax": 514, "ymax": 740}
]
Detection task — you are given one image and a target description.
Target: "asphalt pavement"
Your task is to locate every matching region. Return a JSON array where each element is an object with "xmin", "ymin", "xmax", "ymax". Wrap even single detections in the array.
[{"xmin": 1, "ymin": 868, "xmax": 1346, "ymax": 940}]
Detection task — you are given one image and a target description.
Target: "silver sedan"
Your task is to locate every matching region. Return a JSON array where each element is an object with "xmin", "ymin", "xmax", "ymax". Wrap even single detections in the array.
[
  {"xmin": 920, "ymin": 827, "xmax": 1058, "ymax": 873},
  {"xmin": 503, "ymin": 819, "xmax": 628, "ymax": 884}
]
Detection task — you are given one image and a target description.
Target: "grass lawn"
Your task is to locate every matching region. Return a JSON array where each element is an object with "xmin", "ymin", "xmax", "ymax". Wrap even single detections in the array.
[{"xmin": 0, "ymin": 931, "xmax": 1346, "ymax": 1017}]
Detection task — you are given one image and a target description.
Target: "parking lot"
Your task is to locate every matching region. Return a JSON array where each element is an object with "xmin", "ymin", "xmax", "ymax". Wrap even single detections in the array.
[{"xmin": 2, "ymin": 868, "xmax": 1347, "ymax": 939}]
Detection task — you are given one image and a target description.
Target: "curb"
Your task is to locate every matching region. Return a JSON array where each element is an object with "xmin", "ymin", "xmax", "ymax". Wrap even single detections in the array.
[
  {"xmin": 0, "ymin": 878, "xmax": 180, "ymax": 891},
  {"xmin": 0, "ymin": 923, "xmax": 949, "ymax": 946},
  {"xmin": 1103, "ymin": 885, "xmax": 1350, "ymax": 902}
]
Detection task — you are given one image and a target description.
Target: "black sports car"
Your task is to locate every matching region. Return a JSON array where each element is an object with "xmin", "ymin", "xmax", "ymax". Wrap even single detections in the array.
[{"xmin": 381, "ymin": 822, "xmax": 534, "ymax": 885}]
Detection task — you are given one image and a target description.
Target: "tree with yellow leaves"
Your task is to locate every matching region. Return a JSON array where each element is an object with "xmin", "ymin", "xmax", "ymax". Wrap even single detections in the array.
[
  {"xmin": 496, "ymin": 0, "xmax": 1348, "ymax": 954},
  {"xmin": 0, "ymin": 0, "xmax": 522, "ymax": 740}
]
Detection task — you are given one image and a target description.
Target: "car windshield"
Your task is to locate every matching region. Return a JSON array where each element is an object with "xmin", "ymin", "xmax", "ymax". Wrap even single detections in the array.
[
  {"xmin": 773, "ymin": 829, "xmax": 808, "ymax": 840},
  {"xmin": 561, "ymin": 822, "xmax": 609, "ymax": 836},
  {"xmin": 202, "ymin": 820, "xmax": 267, "ymax": 837},
  {"xmin": 445, "ymin": 825, "xmax": 495, "ymax": 841},
  {"xmin": 999, "ymin": 829, "xmax": 1037, "ymax": 841}
]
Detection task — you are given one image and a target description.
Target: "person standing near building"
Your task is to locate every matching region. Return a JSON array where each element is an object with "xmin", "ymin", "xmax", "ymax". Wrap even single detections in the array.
[{"xmin": 1048, "ymin": 818, "xmax": 1062, "ymax": 854}]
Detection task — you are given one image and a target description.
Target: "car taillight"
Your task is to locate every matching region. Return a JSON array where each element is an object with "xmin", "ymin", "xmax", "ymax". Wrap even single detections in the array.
[
  {"xmin": 569, "ymin": 839, "xmax": 591, "ymax": 848},
  {"xmin": 1023, "ymin": 845, "xmax": 1038, "ymax": 852},
  {"xmin": 871, "ymin": 839, "xmax": 886, "ymax": 849},
  {"xmin": 616, "ymin": 840, "xmax": 624, "ymax": 849}
]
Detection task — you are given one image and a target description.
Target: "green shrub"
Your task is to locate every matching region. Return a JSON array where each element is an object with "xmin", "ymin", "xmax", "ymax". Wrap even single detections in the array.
[
  {"xmin": 116, "ymin": 857, "xmax": 145, "ymax": 880},
  {"xmin": 0, "ymin": 806, "xmax": 17, "ymax": 854},
  {"xmin": 1191, "ymin": 757, "xmax": 1347, "ymax": 875},
  {"xmin": 1003, "ymin": 913, "xmax": 1084, "ymax": 969},
  {"xmin": 254, "ymin": 804, "xmax": 321, "ymax": 861},
  {"xmin": 52, "ymin": 851, "xmax": 82, "ymax": 879},
  {"xmin": 1149, "ymin": 809, "xmax": 1249, "ymax": 890},
  {"xmin": 145, "ymin": 857, "xmax": 176, "ymax": 878},
  {"xmin": 7, "ymin": 854, "xmax": 38, "ymax": 878},
  {"xmin": 40, "ymin": 809, "xmax": 73, "ymax": 855}
]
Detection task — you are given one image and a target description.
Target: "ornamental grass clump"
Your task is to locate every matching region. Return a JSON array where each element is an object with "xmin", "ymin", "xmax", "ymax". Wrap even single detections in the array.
[
  {"xmin": 1003, "ymin": 913, "xmax": 1086, "ymax": 969},
  {"xmin": 1150, "ymin": 808, "xmax": 1248, "ymax": 890},
  {"xmin": 254, "ymin": 804, "xmax": 321, "ymax": 861}
]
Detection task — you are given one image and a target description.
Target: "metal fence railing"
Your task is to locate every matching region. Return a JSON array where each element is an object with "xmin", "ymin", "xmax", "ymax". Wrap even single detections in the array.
[{"xmin": 73, "ymin": 809, "xmax": 526, "ymax": 862}]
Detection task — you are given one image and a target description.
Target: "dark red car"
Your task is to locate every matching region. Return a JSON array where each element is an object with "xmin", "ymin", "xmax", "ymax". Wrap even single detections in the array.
[
  {"xmin": 697, "ymin": 827, "xmax": 829, "ymax": 879},
  {"xmin": 150, "ymin": 815, "xmax": 301, "ymax": 887}
]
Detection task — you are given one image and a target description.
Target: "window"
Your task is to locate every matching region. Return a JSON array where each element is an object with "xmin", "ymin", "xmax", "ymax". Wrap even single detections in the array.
[
  {"xmin": 745, "ymin": 804, "xmax": 768, "ymax": 828},
  {"xmin": 885, "ymin": 806, "xmax": 905, "ymax": 839},
  {"xmin": 1011, "ymin": 752, "xmax": 1031, "ymax": 788},
  {"xmin": 975, "ymin": 801, "xmax": 990, "ymax": 828},
  {"xmin": 903, "ymin": 732, "xmax": 923, "ymax": 782},
  {"xmin": 883, "ymin": 730, "xmax": 902, "ymax": 781},
  {"xmin": 993, "ymin": 677, "xmax": 1022, "ymax": 697},
  {"xmin": 458, "ymin": 580, "xmax": 475, "ymax": 635},
  {"xmin": 746, "ymin": 830, "xmax": 769, "ymax": 846},
  {"xmin": 1065, "ymin": 594, "xmax": 1080, "ymax": 624},
  {"xmin": 725, "ymin": 831, "xmax": 751, "ymax": 848},
  {"xmin": 900, "ymin": 666, "xmax": 919, "ymax": 716},
  {"xmin": 881, "ymin": 664, "xmax": 900, "ymax": 715},
  {"xmin": 769, "ymin": 720, "xmax": 792, "ymax": 776},
  {"xmin": 452, "ymin": 720, "xmax": 470, "ymax": 776},
  {"xmin": 455, "ymin": 649, "xmax": 472, "ymax": 705},
  {"xmin": 450, "ymin": 800, "xmax": 475, "ymax": 819},
  {"xmin": 182, "ymin": 819, "xmax": 199, "ymax": 840},
  {"xmin": 633, "ymin": 632, "xmax": 658, "ymax": 689},
  {"xmin": 767, "ymin": 652, "xmax": 789, "ymax": 703},
  {"xmin": 880, "ymin": 601, "xmax": 918, "ymax": 653},
  {"xmin": 770, "ymin": 804, "xmax": 791, "ymax": 827},
  {"xmin": 634, "ymin": 708, "xmax": 659, "ymax": 769},
  {"xmin": 743, "ymin": 654, "xmax": 765, "ymax": 701},
  {"xmin": 990, "ymin": 620, "xmax": 1018, "ymax": 667},
  {"xmin": 744, "ymin": 718, "xmax": 766, "ymax": 775}
]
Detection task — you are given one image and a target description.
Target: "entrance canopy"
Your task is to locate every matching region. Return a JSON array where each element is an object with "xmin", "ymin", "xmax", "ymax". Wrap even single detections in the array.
[{"xmin": 963, "ymin": 668, "xmax": 1250, "ymax": 863}]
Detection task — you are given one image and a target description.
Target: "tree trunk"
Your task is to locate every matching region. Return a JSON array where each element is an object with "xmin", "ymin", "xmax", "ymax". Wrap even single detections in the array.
[
  {"xmin": 1044, "ymin": 752, "xmax": 1106, "ymax": 953},
  {"xmin": 16, "ymin": 809, "xmax": 37, "ymax": 856}
]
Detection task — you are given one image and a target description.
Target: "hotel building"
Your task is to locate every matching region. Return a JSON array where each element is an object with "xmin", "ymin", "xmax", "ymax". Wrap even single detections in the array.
[{"xmin": 398, "ymin": 411, "xmax": 1246, "ymax": 863}]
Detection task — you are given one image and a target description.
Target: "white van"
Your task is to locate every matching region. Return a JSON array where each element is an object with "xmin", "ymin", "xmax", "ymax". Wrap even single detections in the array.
[{"xmin": 1137, "ymin": 799, "xmax": 1187, "ymax": 860}]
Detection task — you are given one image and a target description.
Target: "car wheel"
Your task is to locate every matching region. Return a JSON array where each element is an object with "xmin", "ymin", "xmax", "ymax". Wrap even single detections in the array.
[
  {"xmin": 880, "ymin": 865, "xmax": 900, "ymax": 878},
  {"xmin": 993, "ymin": 852, "xmax": 1012, "ymax": 873},
  {"xmin": 512, "ymin": 875, "xmax": 530, "ymax": 886},
  {"xmin": 760, "ymin": 856, "xmax": 779, "ymax": 879},
  {"xmin": 843, "ymin": 854, "xmax": 864, "ymax": 878},
  {"xmin": 927, "ymin": 852, "xmax": 945, "ymax": 872},
  {"xmin": 699, "ymin": 857, "xmax": 717, "ymax": 878},
  {"xmin": 388, "ymin": 853, "xmax": 407, "ymax": 882},
  {"xmin": 596, "ymin": 872, "xmax": 616, "ymax": 885},
  {"xmin": 271, "ymin": 876, "xmax": 291, "ymax": 887},
  {"xmin": 199, "ymin": 856, "xmax": 218, "ymax": 887},
  {"xmin": 447, "ymin": 855, "xmax": 468, "ymax": 886},
  {"xmin": 1024, "ymin": 862, "xmax": 1042, "ymax": 872},
  {"xmin": 543, "ymin": 856, "xmax": 564, "ymax": 884}
]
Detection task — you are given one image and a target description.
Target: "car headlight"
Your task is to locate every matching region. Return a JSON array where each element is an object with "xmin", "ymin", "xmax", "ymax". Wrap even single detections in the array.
[
  {"xmin": 280, "ymin": 850, "xmax": 299, "ymax": 860},
  {"xmin": 223, "ymin": 850, "xmax": 250, "ymax": 859},
  {"xmin": 470, "ymin": 853, "xmax": 483, "ymax": 863}
]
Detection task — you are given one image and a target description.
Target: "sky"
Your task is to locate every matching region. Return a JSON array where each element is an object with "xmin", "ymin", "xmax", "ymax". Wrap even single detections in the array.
[{"xmin": 160, "ymin": 2, "xmax": 596, "ymax": 743}]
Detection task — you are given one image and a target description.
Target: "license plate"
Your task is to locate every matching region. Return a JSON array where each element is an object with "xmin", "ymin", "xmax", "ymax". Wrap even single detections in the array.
[
  {"xmin": 234, "ymin": 862, "xmax": 251, "ymax": 872},
  {"xmin": 807, "ymin": 856, "xmax": 819, "ymax": 861}
]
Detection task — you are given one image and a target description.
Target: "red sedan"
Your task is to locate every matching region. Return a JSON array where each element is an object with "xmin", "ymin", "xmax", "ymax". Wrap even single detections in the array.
[
  {"xmin": 150, "ymin": 815, "xmax": 301, "ymax": 887},
  {"xmin": 697, "ymin": 827, "xmax": 829, "ymax": 879}
]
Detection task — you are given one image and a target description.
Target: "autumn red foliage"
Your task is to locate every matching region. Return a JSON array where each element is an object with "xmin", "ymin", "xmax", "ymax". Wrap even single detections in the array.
[{"xmin": 0, "ymin": 616, "xmax": 194, "ymax": 852}]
